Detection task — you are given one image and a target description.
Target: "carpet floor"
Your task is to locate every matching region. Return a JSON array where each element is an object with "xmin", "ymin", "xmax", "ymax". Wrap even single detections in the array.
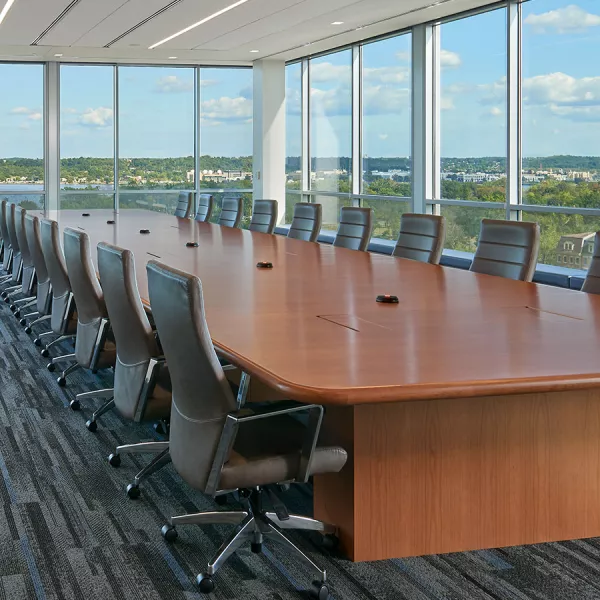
[{"xmin": 0, "ymin": 303, "xmax": 599, "ymax": 600}]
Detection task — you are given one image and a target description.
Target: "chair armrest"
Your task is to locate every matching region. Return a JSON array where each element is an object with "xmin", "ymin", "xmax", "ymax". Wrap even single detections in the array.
[
  {"xmin": 205, "ymin": 402, "xmax": 324, "ymax": 496},
  {"xmin": 134, "ymin": 356, "xmax": 168, "ymax": 422}
]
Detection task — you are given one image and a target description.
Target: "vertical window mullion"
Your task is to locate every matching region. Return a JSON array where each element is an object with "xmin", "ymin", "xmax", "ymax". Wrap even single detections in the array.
[
  {"xmin": 352, "ymin": 44, "xmax": 362, "ymax": 207},
  {"xmin": 507, "ymin": 0, "xmax": 521, "ymax": 221}
]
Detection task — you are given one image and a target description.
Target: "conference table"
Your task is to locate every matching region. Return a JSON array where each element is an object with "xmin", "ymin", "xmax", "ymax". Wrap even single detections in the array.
[{"xmin": 40, "ymin": 208, "xmax": 600, "ymax": 562}]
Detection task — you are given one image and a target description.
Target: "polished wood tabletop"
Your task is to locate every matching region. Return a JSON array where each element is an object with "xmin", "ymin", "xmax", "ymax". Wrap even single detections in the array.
[{"xmin": 42, "ymin": 209, "xmax": 600, "ymax": 405}]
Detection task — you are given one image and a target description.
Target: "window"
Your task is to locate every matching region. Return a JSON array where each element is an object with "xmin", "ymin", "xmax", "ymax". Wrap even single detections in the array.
[
  {"xmin": 576, "ymin": 257, "xmax": 580, "ymax": 265},
  {"xmin": 286, "ymin": 63, "xmax": 302, "ymax": 223},
  {"xmin": 564, "ymin": 242, "xmax": 574, "ymax": 251},
  {"xmin": 0, "ymin": 63, "xmax": 45, "ymax": 208},
  {"xmin": 439, "ymin": 9, "xmax": 507, "ymax": 203},
  {"xmin": 60, "ymin": 65, "xmax": 114, "ymax": 209}
]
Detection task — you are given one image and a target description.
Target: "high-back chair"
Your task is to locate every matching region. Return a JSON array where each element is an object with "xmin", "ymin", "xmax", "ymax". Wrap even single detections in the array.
[
  {"xmin": 195, "ymin": 194, "xmax": 214, "ymax": 222},
  {"xmin": 287, "ymin": 202, "xmax": 322, "ymax": 242},
  {"xmin": 1, "ymin": 203, "xmax": 23, "ymax": 298},
  {"xmin": 333, "ymin": 206, "xmax": 373, "ymax": 252},
  {"xmin": 470, "ymin": 219, "xmax": 540, "ymax": 282},
  {"xmin": 147, "ymin": 260, "xmax": 347, "ymax": 597},
  {"xmin": 62, "ymin": 228, "xmax": 116, "ymax": 420},
  {"xmin": 174, "ymin": 192, "xmax": 193, "ymax": 219},
  {"xmin": 249, "ymin": 200, "xmax": 278, "ymax": 234},
  {"xmin": 98, "ymin": 242, "xmax": 172, "ymax": 496},
  {"xmin": 393, "ymin": 213, "xmax": 446, "ymax": 265},
  {"xmin": 217, "ymin": 196, "xmax": 243, "ymax": 228},
  {"xmin": 582, "ymin": 232, "xmax": 600, "ymax": 295},
  {"xmin": 0, "ymin": 200, "xmax": 13, "ymax": 276}
]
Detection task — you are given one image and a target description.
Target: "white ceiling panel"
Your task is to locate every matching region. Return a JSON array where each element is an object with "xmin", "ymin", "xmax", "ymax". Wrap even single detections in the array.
[{"xmin": 0, "ymin": 0, "xmax": 73, "ymax": 45}]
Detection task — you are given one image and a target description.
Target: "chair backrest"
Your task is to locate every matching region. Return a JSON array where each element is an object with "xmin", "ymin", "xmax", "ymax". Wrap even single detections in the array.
[
  {"xmin": 0, "ymin": 200, "xmax": 10, "ymax": 246},
  {"xmin": 249, "ymin": 200, "xmax": 278, "ymax": 234},
  {"xmin": 98, "ymin": 242, "xmax": 160, "ymax": 420},
  {"xmin": 25, "ymin": 214, "xmax": 51, "ymax": 314},
  {"xmin": 174, "ymin": 192, "xmax": 193, "ymax": 219},
  {"xmin": 218, "ymin": 197, "xmax": 243, "ymax": 228},
  {"xmin": 63, "ymin": 227, "xmax": 108, "ymax": 367},
  {"xmin": 6, "ymin": 202, "xmax": 20, "ymax": 254},
  {"xmin": 470, "ymin": 219, "xmax": 540, "ymax": 282},
  {"xmin": 333, "ymin": 206, "xmax": 373, "ymax": 252},
  {"xmin": 195, "ymin": 194, "xmax": 214, "ymax": 222},
  {"xmin": 582, "ymin": 232, "xmax": 600, "ymax": 295},
  {"xmin": 288, "ymin": 202, "xmax": 322, "ymax": 242},
  {"xmin": 147, "ymin": 260, "xmax": 237, "ymax": 492},
  {"xmin": 393, "ymin": 213, "xmax": 446, "ymax": 265},
  {"xmin": 15, "ymin": 206, "xmax": 32, "ymax": 268},
  {"xmin": 40, "ymin": 219, "xmax": 73, "ymax": 334}
]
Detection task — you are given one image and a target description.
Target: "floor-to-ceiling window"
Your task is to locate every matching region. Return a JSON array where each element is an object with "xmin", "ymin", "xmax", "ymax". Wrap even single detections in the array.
[{"xmin": 0, "ymin": 63, "xmax": 45, "ymax": 210}]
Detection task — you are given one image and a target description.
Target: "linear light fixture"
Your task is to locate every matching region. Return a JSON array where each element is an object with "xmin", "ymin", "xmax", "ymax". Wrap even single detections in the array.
[
  {"xmin": 149, "ymin": 0, "xmax": 250, "ymax": 49},
  {"xmin": 0, "ymin": 0, "xmax": 16, "ymax": 27}
]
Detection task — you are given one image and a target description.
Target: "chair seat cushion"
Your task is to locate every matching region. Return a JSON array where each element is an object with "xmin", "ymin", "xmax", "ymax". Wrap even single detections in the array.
[{"xmin": 219, "ymin": 414, "xmax": 347, "ymax": 490}]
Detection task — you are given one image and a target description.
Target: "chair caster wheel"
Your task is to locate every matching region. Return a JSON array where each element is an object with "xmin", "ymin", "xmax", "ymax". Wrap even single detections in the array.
[
  {"xmin": 25, "ymin": 327, "xmax": 32, "ymax": 334},
  {"xmin": 86, "ymin": 419, "xmax": 97, "ymax": 432},
  {"xmin": 57, "ymin": 376, "xmax": 66, "ymax": 387},
  {"xmin": 317, "ymin": 533, "xmax": 340, "ymax": 552},
  {"xmin": 34, "ymin": 337, "xmax": 42, "ymax": 346},
  {"xmin": 196, "ymin": 574, "xmax": 215, "ymax": 594},
  {"xmin": 310, "ymin": 581, "xmax": 330, "ymax": 600},
  {"xmin": 20, "ymin": 318, "xmax": 26, "ymax": 326},
  {"xmin": 9, "ymin": 304, "xmax": 15, "ymax": 312},
  {"xmin": 126, "ymin": 484, "xmax": 140, "ymax": 499},
  {"xmin": 13, "ymin": 310, "xmax": 20, "ymax": 318},
  {"xmin": 161, "ymin": 525, "xmax": 178, "ymax": 542},
  {"xmin": 47, "ymin": 362, "xmax": 56, "ymax": 372},
  {"xmin": 215, "ymin": 494, "xmax": 228, "ymax": 506},
  {"xmin": 251, "ymin": 542, "xmax": 262, "ymax": 554},
  {"xmin": 41, "ymin": 348, "xmax": 49, "ymax": 358},
  {"xmin": 69, "ymin": 400, "xmax": 80, "ymax": 411},
  {"xmin": 108, "ymin": 453, "xmax": 121, "ymax": 468}
]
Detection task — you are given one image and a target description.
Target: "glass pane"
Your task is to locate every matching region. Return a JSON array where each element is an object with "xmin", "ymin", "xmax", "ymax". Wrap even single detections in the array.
[
  {"xmin": 522, "ymin": 0, "xmax": 600, "ymax": 208},
  {"xmin": 522, "ymin": 211, "xmax": 600, "ymax": 269},
  {"xmin": 362, "ymin": 34, "xmax": 412, "ymax": 196},
  {"xmin": 118, "ymin": 66, "xmax": 195, "ymax": 191},
  {"xmin": 316, "ymin": 195, "xmax": 352, "ymax": 232},
  {"xmin": 441, "ymin": 205, "xmax": 506, "ymax": 252},
  {"xmin": 60, "ymin": 65, "xmax": 114, "ymax": 193},
  {"xmin": 0, "ymin": 64, "xmax": 45, "ymax": 195},
  {"xmin": 286, "ymin": 63, "xmax": 302, "ymax": 222},
  {"xmin": 120, "ymin": 192, "xmax": 184, "ymax": 215},
  {"xmin": 362, "ymin": 198, "xmax": 409, "ymax": 241},
  {"xmin": 59, "ymin": 193, "xmax": 113, "ymax": 210},
  {"xmin": 285, "ymin": 192, "xmax": 302, "ymax": 224},
  {"xmin": 440, "ymin": 9, "xmax": 507, "ymax": 200},
  {"xmin": 0, "ymin": 194, "xmax": 44, "ymax": 210},
  {"xmin": 199, "ymin": 68, "xmax": 253, "ymax": 195},
  {"xmin": 310, "ymin": 51, "xmax": 352, "ymax": 193}
]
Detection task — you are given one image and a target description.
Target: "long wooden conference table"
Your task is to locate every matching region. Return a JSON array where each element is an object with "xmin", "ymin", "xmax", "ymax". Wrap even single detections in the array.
[{"xmin": 41, "ymin": 208, "xmax": 600, "ymax": 562}]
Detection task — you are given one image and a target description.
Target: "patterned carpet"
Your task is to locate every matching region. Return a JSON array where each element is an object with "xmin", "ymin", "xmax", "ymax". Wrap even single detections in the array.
[{"xmin": 1, "ymin": 303, "xmax": 600, "ymax": 600}]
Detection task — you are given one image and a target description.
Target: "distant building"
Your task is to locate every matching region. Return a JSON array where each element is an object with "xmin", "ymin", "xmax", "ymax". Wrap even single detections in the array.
[{"xmin": 555, "ymin": 233, "xmax": 595, "ymax": 269}]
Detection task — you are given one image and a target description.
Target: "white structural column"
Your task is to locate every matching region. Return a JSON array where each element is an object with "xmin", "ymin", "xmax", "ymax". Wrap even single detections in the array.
[
  {"xmin": 253, "ymin": 59, "xmax": 286, "ymax": 224},
  {"xmin": 45, "ymin": 62, "xmax": 60, "ymax": 213}
]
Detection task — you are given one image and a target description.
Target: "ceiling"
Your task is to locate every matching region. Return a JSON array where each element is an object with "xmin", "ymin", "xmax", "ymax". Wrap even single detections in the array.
[{"xmin": 0, "ymin": 0, "xmax": 500, "ymax": 65}]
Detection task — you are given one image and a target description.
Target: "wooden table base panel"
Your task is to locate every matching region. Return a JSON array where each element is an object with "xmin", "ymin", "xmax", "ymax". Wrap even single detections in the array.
[{"xmin": 314, "ymin": 389, "xmax": 600, "ymax": 562}]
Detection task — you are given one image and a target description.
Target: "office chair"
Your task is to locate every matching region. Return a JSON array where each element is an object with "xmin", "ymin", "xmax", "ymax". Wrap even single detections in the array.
[
  {"xmin": 147, "ymin": 260, "xmax": 347, "ymax": 598},
  {"xmin": 0, "ymin": 203, "xmax": 24, "ymax": 299},
  {"xmin": 61, "ymin": 228, "xmax": 116, "ymax": 419},
  {"xmin": 38, "ymin": 219, "xmax": 78, "ymax": 378},
  {"xmin": 22, "ymin": 214, "xmax": 52, "ymax": 334},
  {"xmin": 333, "ymin": 206, "xmax": 373, "ymax": 252},
  {"xmin": 195, "ymin": 194, "xmax": 214, "ymax": 222},
  {"xmin": 8, "ymin": 206, "xmax": 37, "ymax": 317},
  {"xmin": 174, "ymin": 192, "xmax": 193, "ymax": 218},
  {"xmin": 249, "ymin": 200, "xmax": 278, "ymax": 234},
  {"xmin": 393, "ymin": 213, "xmax": 446, "ymax": 265},
  {"xmin": 97, "ymin": 242, "xmax": 172, "ymax": 497},
  {"xmin": 582, "ymin": 232, "xmax": 600, "ymax": 294},
  {"xmin": 287, "ymin": 202, "xmax": 322, "ymax": 242},
  {"xmin": 217, "ymin": 196, "xmax": 243, "ymax": 228},
  {"xmin": 470, "ymin": 219, "xmax": 540, "ymax": 282},
  {"xmin": 0, "ymin": 199, "xmax": 9, "ymax": 275}
]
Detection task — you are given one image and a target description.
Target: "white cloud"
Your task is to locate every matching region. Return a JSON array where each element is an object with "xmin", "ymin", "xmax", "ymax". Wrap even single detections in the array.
[
  {"xmin": 309, "ymin": 62, "xmax": 351, "ymax": 84},
  {"xmin": 441, "ymin": 49, "xmax": 461, "ymax": 68},
  {"xmin": 28, "ymin": 112, "xmax": 42, "ymax": 121},
  {"xmin": 79, "ymin": 107, "xmax": 113, "ymax": 128},
  {"xmin": 310, "ymin": 87, "xmax": 351, "ymax": 117},
  {"xmin": 379, "ymin": 133, "xmax": 389, "ymax": 140},
  {"xmin": 363, "ymin": 66, "xmax": 410, "ymax": 85},
  {"xmin": 363, "ymin": 84, "xmax": 410, "ymax": 115},
  {"xmin": 201, "ymin": 96, "xmax": 252, "ymax": 122},
  {"xmin": 524, "ymin": 4, "xmax": 600, "ymax": 34},
  {"xmin": 155, "ymin": 75, "xmax": 194, "ymax": 93},
  {"xmin": 9, "ymin": 106, "xmax": 42, "ymax": 124},
  {"xmin": 440, "ymin": 96, "xmax": 455, "ymax": 111},
  {"xmin": 10, "ymin": 107, "xmax": 33, "ymax": 115},
  {"xmin": 488, "ymin": 106, "xmax": 503, "ymax": 117}
]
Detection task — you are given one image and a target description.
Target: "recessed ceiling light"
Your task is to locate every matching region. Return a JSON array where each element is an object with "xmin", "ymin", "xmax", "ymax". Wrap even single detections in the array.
[
  {"xmin": 250, "ymin": 50, "xmax": 259, "ymax": 53},
  {"xmin": 331, "ymin": 21, "xmax": 344, "ymax": 25},
  {"xmin": 150, "ymin": 0, "xmax": 250, "ymax": 49},
  {"xmin": 54, "ymin": 53, "xmax": 63, "ymax": 57},
  {"xmin": 0, "ymin": 0, "xmax": 16, "ymax": 27},
  {"xmin": 168, "ymin": 56, "xmax": 178, "ymax": 59}
]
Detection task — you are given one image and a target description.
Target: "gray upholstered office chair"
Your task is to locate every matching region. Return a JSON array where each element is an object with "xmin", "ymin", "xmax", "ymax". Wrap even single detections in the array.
[
  {"xmin": 8, "ymin": 206, "xmax": 37, "ymax": 316},
  {"xmin": 39, "ymin": 218, "xmax": 79, "ymax": 369},
  {"xmin": 582, "ymin": 232, "xmax": 600, "ymax": 295},
  {"xmin": 0, "ymin": 203, "xmax": 24, "ymax": 299},
  {"xmin": 0, "ymin": 199, "xmax": 10, "ymax": 277},
  {"xmin": 333, "ymin": 206, "xmax": 373, "ymax": 252},
  {"xmin": 249, "ymin": 200, "xmax": 278, "ymax": 234},
  {"xmin": 147, "ymin": 260, "xmax": 347, "ymax": 598},
  {"xmin": 98, "ymin": 242, "xmax": 172, "ymax": 497},
  {"xmin": 195, "ymin": 194, "xmax": 214, "ymax": 222},
  {"xmin": 218, "ymin": 196, "xmax": 243, "ymax": 228},
  {"xmin": 287, "ymin": 202, "xmax": 322, "ymax": 242},
  {"xmin": 22, "ymin": 214, "xmax": 52, "ymax": 334},
  {"xmin": 61, "ymin": 228, "xmax": 116, "ymax": 419},
  {"xmin": 470, "ymin": 219, "xmax": 540, "ymax": 282},
  {"xmin": 393, "ymin": 213, "xmax": 446, "ymax": 265},
  {"xmin": 175, "ymin": 192, "xmax": 193, "ymax": 219}
]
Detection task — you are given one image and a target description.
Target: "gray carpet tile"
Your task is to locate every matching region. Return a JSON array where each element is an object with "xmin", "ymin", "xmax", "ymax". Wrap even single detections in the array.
[{"xmin": 1, "ymin": 302, "xmax": 600, "ymax": 600}]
